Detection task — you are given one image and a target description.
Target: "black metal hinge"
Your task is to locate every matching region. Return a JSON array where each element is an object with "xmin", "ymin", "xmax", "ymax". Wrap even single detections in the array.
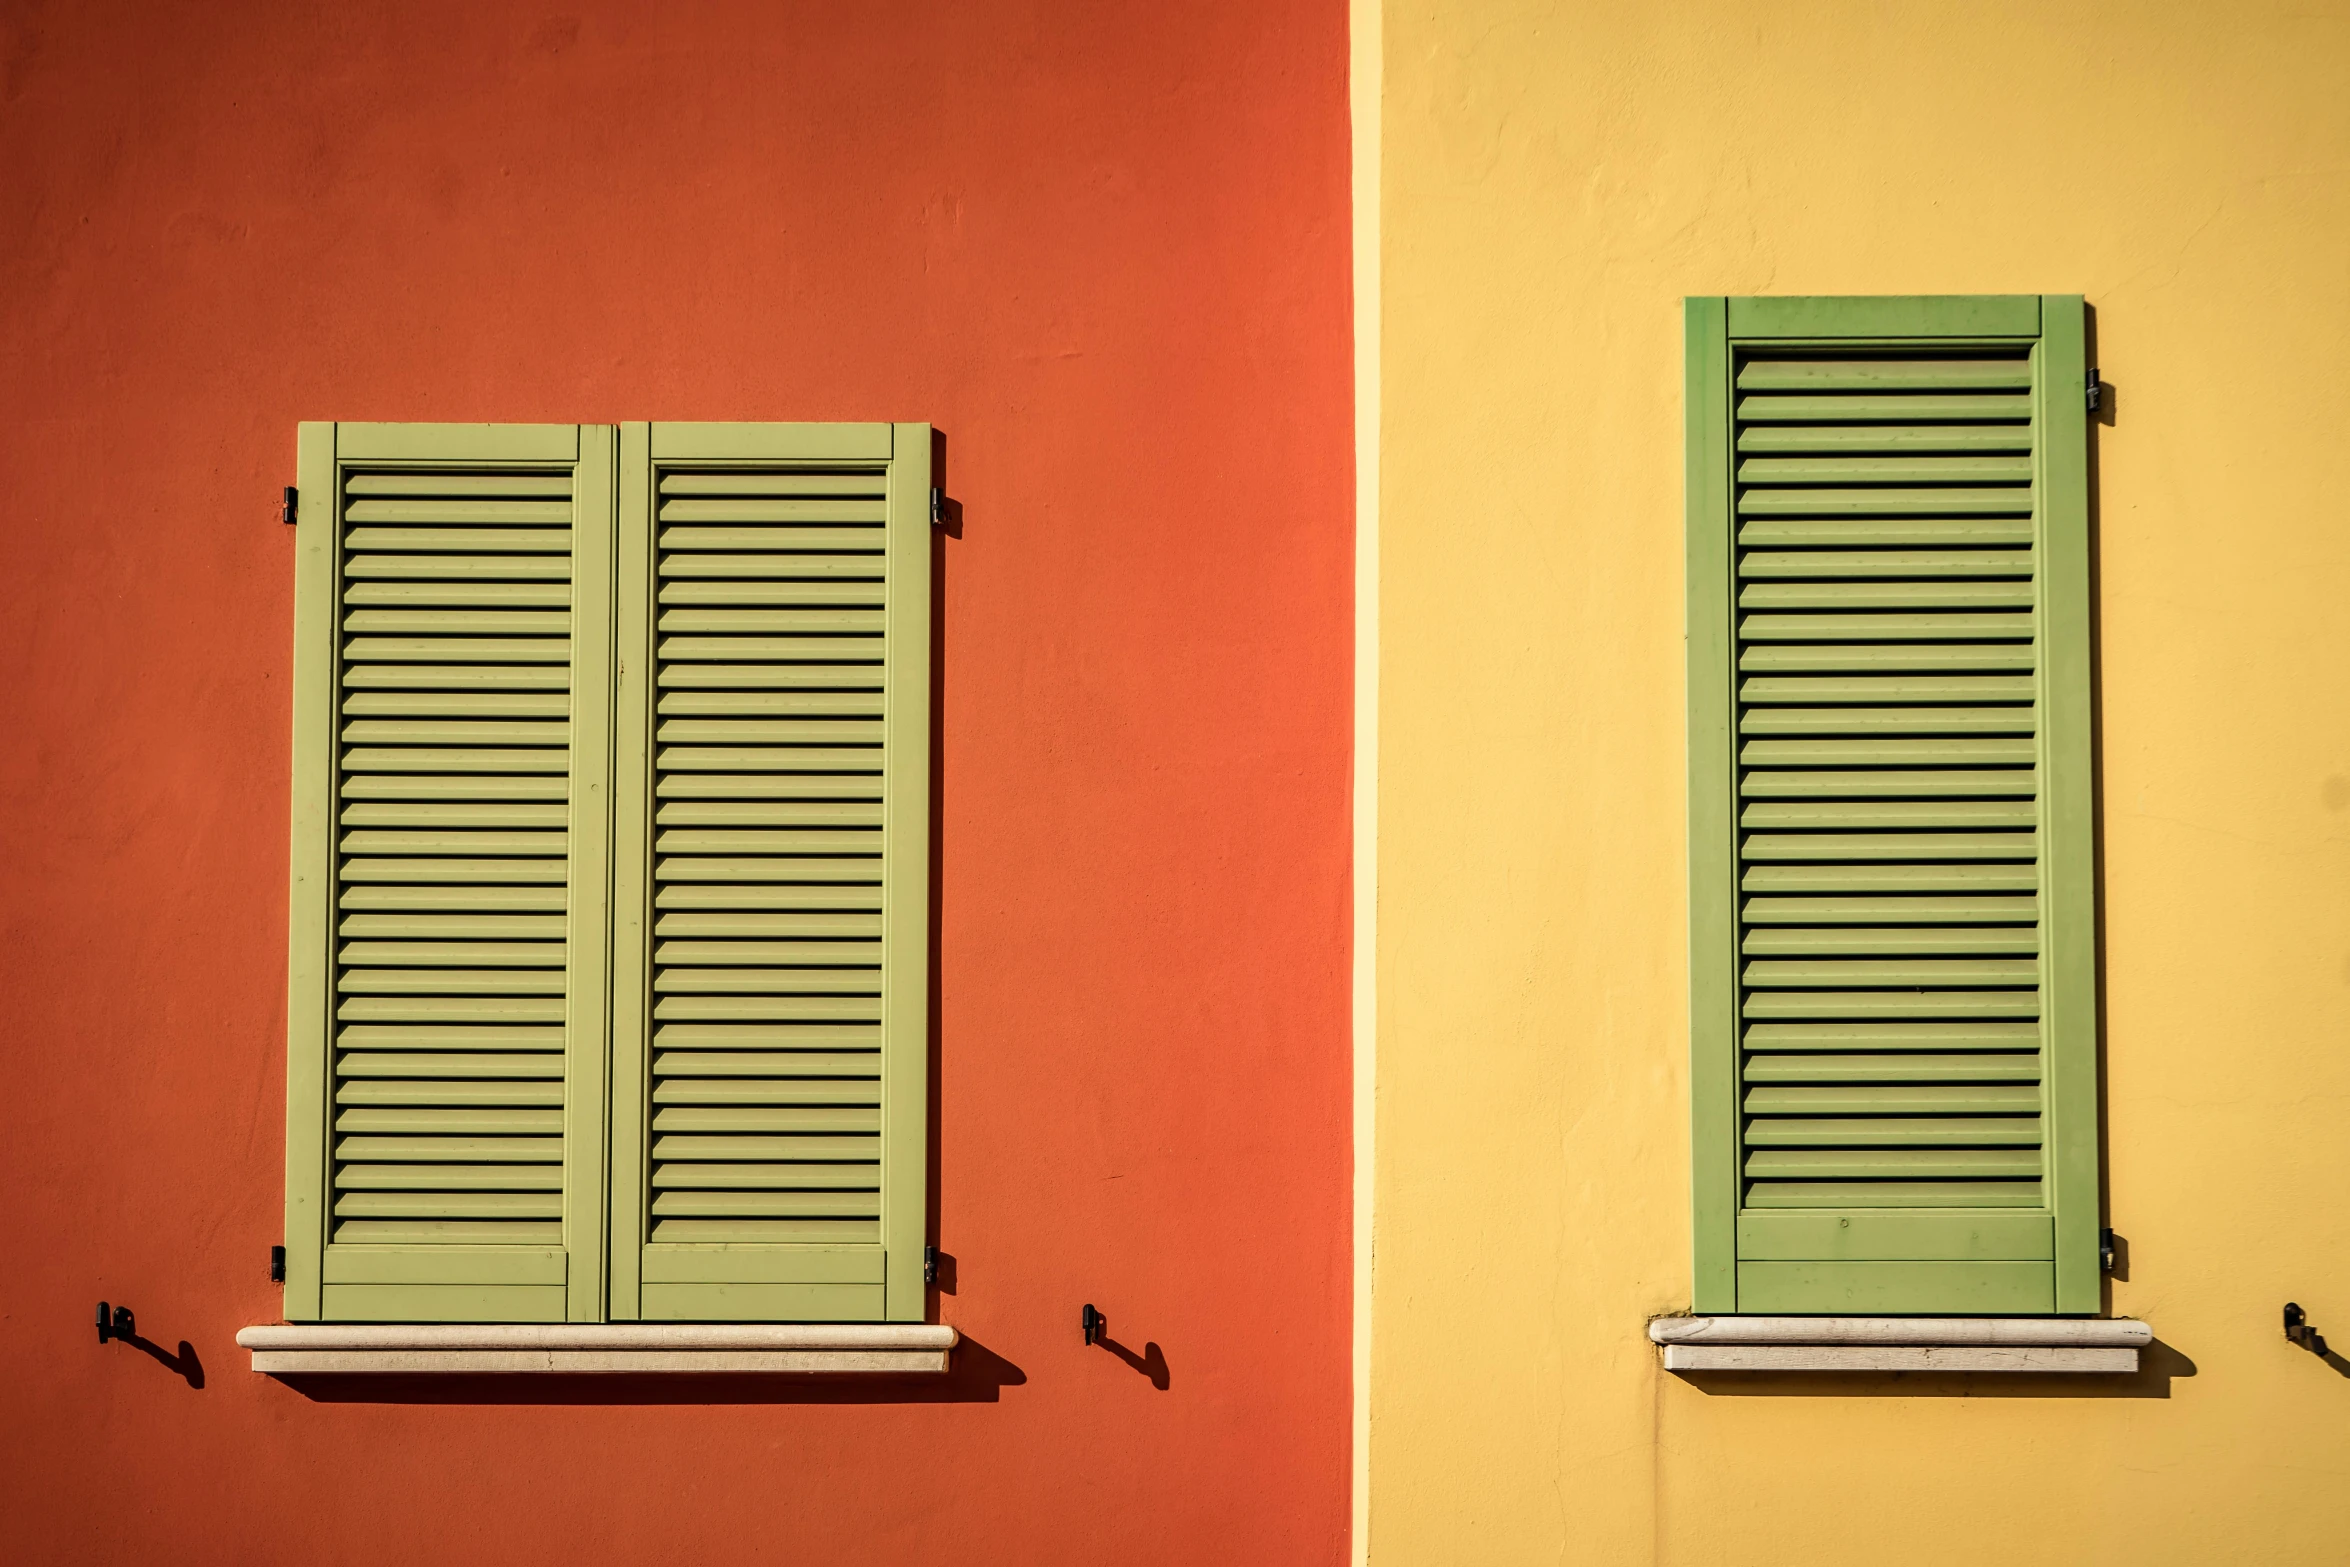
[
  {"xmin": 281, "ymin": 485, "xmax": 299, "ymax": 524},
  {"xmin": 929, "ymin": 487, "xmax": 944, "ymax": 526},
  {"xmin": 270, "ymin": 1245, "xmax": 286, "ymax": 1283},
  {"xmin": 2085, "ymin": 368, "xmax": 2102, "ymax": 414},
  {"xmin": 95, "ymin": 1302, "xmax": 134, "ymax": 1344},
  {"xmin": 923, "ymin": 1245, "xmax": 938, "ymax": 1285},
  {"xmin": 2099, "ymin": 1227, "xmax": 2117, "ymax": 1272}
]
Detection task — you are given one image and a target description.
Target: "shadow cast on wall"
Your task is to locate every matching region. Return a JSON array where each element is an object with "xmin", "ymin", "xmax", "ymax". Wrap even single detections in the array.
[
  {"xmin": 113, "ymin": 1332, "xmax": 206, "ymax": 1390},
  {"xmin": 924, "ymin": 426, "xmax": 957, "ymax": 1323},
  {"xmin": 1095, "ymin": 1332, "xmax": 1172, "ymax": 1392},
  {"xmin": 275, "ymin": 1335, "xmax": 1028, "ymax": 1407},
  {"xmin": 1677, "ymin": 1337, "xmax": 2197, "ymax": 1400}
]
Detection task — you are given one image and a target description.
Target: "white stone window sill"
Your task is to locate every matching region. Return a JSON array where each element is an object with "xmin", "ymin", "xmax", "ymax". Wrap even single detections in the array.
[
  {"xmin": 236, "ymin": 1323, "xmax": 958, "ymax": 1375},
  {"xmin": 1648, "ymin": 1316, "xmax": 2151, "ymax": 1373}
]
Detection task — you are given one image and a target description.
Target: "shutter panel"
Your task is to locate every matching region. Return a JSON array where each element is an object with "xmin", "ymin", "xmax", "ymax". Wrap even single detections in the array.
[
  {"xmin": 608, "ymin": 423, "xmax": 931, "ymax": 1323},
  {"xmin": 1686, "ymin": 298, "xmax": 2098, "ymax": 1315},
  {"xmin": 283, "ymin": 423, "xmax": 614, "ymax": 1322}
]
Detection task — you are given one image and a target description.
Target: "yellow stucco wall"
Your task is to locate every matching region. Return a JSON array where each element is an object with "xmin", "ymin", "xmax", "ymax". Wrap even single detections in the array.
[{"xmin": 1366, "ymin": 2, "xmax": 2350, "ymax": 1560}]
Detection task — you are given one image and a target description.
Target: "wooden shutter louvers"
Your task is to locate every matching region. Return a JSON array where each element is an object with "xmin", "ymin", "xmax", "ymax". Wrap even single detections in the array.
[
  {"xmin": 331, "ymin": 465, "xmax": 578, "ymax": 1251},
  {"xmin": 646, "ymin": 466, "xmax": 891, "ymax": 1249},
  {"xmin": 1687, "ymin": 298, "xmax": 2099, "ymax": 1316},
  {"xmin": 1733, "ymin": 347, "xmax": 2046, "ymax": 1216}
]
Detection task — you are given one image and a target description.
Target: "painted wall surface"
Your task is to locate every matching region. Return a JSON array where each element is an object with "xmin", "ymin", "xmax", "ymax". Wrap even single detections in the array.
[
  {"xmin": 1369, "ymin": 2, "xmax": 2350, "ymax": 1562},
  {"xmin": 0, "ymin": 3, "xmax": 1353, "ymax": 1562}
]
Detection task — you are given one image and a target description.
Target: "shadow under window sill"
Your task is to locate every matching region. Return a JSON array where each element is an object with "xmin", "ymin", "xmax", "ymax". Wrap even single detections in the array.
[{"xmin": 236, "ymin": 1321, "xmax": 956, "ymax": 1376}]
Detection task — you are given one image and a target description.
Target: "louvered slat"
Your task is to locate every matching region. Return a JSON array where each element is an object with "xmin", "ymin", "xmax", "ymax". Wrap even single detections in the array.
[
  {"xmin": 1732, "ymin": 350, "xmax": 2046, "ymax": 1215},
  {"xmin": 646, "ymin": 466, "xmax": 888, "ymax": 1246},
  {"xmin": 331, "ymin": 468, "xmax": 574, "ymax": 1245}
]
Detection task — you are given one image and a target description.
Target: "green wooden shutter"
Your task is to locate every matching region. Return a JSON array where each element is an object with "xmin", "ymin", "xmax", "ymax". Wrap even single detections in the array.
[
  {"xmin": 284, "ymin": 423, "xmax": 615, "ymax": 1322},
  {"xmin": 607, "ymin": 423, "xmax": 931, "ymax": 1322},
  {"xmin": 1686, "ymin": 297, "xmax": 2098, "ymax": 1315}
]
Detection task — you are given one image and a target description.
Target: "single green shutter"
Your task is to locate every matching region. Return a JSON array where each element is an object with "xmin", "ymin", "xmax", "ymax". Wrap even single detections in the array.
[
  {"xmin": 284, "ymin": 423, "xmax": 616, "ymax": 1322},
  {"xmin": 1686, "ymin": 297, "xmax": 2099, "ymax": 1315},
  {"xmin": 607, "ymin": 423, "xmax": 932, "ymax": 1322}
]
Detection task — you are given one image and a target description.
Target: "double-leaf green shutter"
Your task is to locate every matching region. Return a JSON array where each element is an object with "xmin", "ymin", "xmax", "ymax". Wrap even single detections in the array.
[
  {"xmin": 284, "ymin": 422, "xmax": 930, "ymax": 1323},
  {"xmin": 1687, "ymin": 297, "xmax": 2099, "ymax": 1315}
]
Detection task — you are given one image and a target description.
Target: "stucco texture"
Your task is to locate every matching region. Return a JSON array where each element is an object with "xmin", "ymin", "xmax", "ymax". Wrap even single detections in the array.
[
  {"xmin": 0, "ymin": 2, "xmax": 1353, "ymax": 1562},
  {"xmin": 1370, "ymin": 1, "xmax": 2350, "ymax": 1561}
]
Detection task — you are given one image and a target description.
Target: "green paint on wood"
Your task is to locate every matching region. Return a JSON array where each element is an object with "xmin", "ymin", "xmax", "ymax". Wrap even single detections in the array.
[
  {"xmin": 290, "ymin": 423, "xmax": 620, "ymax": 1322},
  {"xmin": 1685, "ymin": 297, "xmax": 1741, "ymax": 1313},
  {"xmin": 1727, "ymin": 295, "xmax": 2041, "ymax": 339},
  {"xmin": 282, "ymin": 422, "xmax": 338, "ymax": 1322},
  {"xmin": 318, "ymin": 1283, "xmax": 569, "ymax": 1322},
  {"xmin": 880, "ymin": 424, "xmax": 935, "ymax": 1321},
  {"xmin": 563, "ymin": 424, "xmax": 619, "ymax": 1321},
  {"xmin": 1737, "ymin": 1210, "xmax": 2054, "ymax": 1261},
  {"xmin": 610, "ymin": 423, "xmax": 934, "ymax": 1324},
  {"xmin": 605, "ymin": 422, "xmax": 656, "ymax": 1322},
  {"xmin": 1687, "ymin": 297, "xmax": 2104, "ymax": 1316},
  {"xmin": 2034, "ymin": 296, "xmax": 2102, "ymax": 1314},
  {"xmin": 1736, "ymin": 1260, "xmax": 2056, "ymax": 1315},
  {"xmin": 639, "ymin": 1283, "xmax": 887, "ymax": 1321}
]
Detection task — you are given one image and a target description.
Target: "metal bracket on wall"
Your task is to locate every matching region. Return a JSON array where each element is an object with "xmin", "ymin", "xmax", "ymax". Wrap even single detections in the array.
[
  {"xmin": 2285, "ymin": 1302, "xmax": 2328, "ymax": 1354},
  {"xmin": 94, "ymin": 1302, "xmax": 134, "ymax": 1344},
  {"xmin": 1082, "ymin": 1303, "xmax": 1104, "ymax": 1347},
  {"xmin": 280, "ymin": 485, "xmax": 298, "ymax": 524}
]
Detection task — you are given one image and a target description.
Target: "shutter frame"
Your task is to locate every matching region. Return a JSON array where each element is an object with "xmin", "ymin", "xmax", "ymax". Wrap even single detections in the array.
[
  {"xmin": 282, "ymin": 423, "xmax": 615, "ymax": 1322},
  {"xmin": 878, "ymin": 426, "xmax": 934, "ymax": 1322},
  {"xmin": 608, "ymin": 422, "xmax": 655, "ymax": 1320},
  {"xmin": 283, "ymin": 421, "xmax": 338, "ymax": 1319},
  {"xmin": 565, "ymin": 425, "xmax": 619, "ymax": 1321},
  {"xmin": 1685, "ymin": 299, "xmax": 1741, "ymax": 1314},
  {"xmin": 286, "ymin": 420, "xmax": 933, "ymax": 1325},
  {"xmin": 1684, "ymin": 298, "xmax": 2102, "ymax": 1315},
  {"xmin": 1726, "ymin": 295, "xmax": 2041, "ymax": 339},
  {"xmin": 609, "ymin": 422, "xmax": 933, "ymax": 1323},
  {"xmin": 2035, "ymin": 297, "xmax": 2099, "ymax": 1313}
]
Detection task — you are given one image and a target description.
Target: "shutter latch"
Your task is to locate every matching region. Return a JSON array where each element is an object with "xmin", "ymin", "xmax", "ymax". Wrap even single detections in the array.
[
  {"xmin": 94, "ymin": 1302, "xmax": 134, "ymax": 1344},
  {"xmin": 2085, "ymin": 368, "xmax": 2102, "ymax": 414},
  {"xmin": 2285, "ymin": 1302, "xmax": 2329, "ymax": 1356},
  {"xmin": 280, "ymin": 485, "xmax": 299, "ymax": 525},
  {"xmin": 1082, "ymin": 1303, "xmax": 1105, "ymax": 1347}
]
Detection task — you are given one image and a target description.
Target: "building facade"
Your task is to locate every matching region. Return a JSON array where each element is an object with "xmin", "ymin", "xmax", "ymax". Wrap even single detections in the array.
[
  {"xmin": 1363, "ymin": 0, "xmax": 2350, "ymax": 1560},
  {"xmin": 6, "ymin": 1, "xmax": 2350, "ymax": 1563},
  {"xmin": 2, "ymin": 3, "xmax": 1353, "ymax": 1561}
]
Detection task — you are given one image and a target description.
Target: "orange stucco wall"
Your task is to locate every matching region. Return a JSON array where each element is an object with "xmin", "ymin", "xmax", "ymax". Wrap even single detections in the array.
[{"xmin": 0, "ymin": 3, "xmax": 1354, "ymax": 1560}]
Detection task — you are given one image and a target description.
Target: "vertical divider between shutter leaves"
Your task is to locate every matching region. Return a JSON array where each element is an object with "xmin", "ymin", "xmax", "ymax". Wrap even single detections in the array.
[
  {"xmin": 881, "ymin": 425, "xmax": 934, "ymax": 1321},
  {"xmin": 564, "ymin": 425, "xmax": 619, "ymax": 1320},
  {"xmin": 282, "ymin": 420, "xmax": 339, "ymax": 1321},
  {"xmin": 2035, "ymin": 297, "xmax": 2101, "ymax": 1311},
  {"xmin": 607, "ymin": 422, "xmax": 656, "ymax": 1321},
  {"xmin": 1684, "ymin": 300, "xmax": 1741, "ymax": 1314}
]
